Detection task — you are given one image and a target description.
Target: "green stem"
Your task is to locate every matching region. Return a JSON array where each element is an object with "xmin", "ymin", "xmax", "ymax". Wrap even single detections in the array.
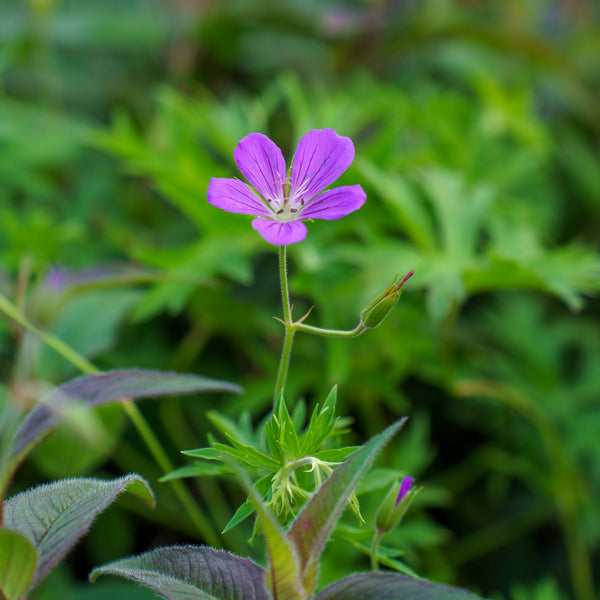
[
  {"xmin": 370, "ymin": 530, "xmax": 382, "ymax": 571},
  {"xmin": 272, "ymin": 246, "xmax": 367, "ymax": 402},
  {"xmin": 295, "ymin": 322, "xmax": 365, "ymax": 338},
  {"xmin": 0, "ymin": 291, "xmax": 220, "ymax": 546},
  {"xmin": 121, "ymin": 400, "xmax": 219, "ymax": 546},
  {"xmin": 0, "ymin": 293, "xmax": 98, "ymax": 375},
  {"xmin": 273, "ymin": 246, "xmax": 295, "ymax": 402}
]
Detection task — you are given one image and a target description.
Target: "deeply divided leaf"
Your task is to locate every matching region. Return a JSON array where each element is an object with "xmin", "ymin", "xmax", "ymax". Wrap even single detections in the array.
[
  {"xmin": 0, "ymin": 527, "xmax": 38, "ymax": 600},
  {"xmin": 3, "ymin": 474, "xmax": 154, "ymax": 587},
  {"xmin": 313, "ymin": 572, "xmax": 486, "ymax": 600},
  {"xmin": 286, "ymin": 419, "xmax": 407, "ymax": 595},
  {"xmin": 300, "ymin": 386, "xmax": 338, "ymax": 455},
  {"xmin": 91, "ymin": 545, "xmax": 271, "ymax": 600},
  {"xmin": 1, "ymin": 369, "xmax": 241, "ymax": 495}
]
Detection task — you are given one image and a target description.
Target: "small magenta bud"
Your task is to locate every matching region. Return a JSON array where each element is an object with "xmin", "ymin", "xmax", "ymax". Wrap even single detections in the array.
[
  {"xmin": 375, "ymin": 474, "xmax": 418, "ymax": 533},
  {"xmin": 395, "ymin": 476, "xmax": 414, "ymax": 507},
  {"xmin": 359, "ymin": 271, "xmax": 414, "ymax": 330}
]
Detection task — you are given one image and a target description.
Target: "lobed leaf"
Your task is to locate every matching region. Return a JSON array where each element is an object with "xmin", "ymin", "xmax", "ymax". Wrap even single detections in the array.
[
  {"xmin": 3, "ymin": 474, "xmax": 154, "ymax": 587},
  {"xmin": 273, "ymin": 395, "xmax": 301, "ymax": 458},
  {"xmin": 313, "ymin": 572, "xmax": 485, "ymax": 600},
  {"xmin": 222, "ymin": 475, "xmax": 272, "ymax": 534},
  {"xmin": 286, "ymin": 419, "xmax": 407, "ymax": 596},
  {"xmin": 0, "ymin": 527, "xmax": 37, "ymax": 600},
  {"xmin": 299, "ymin": 386, "xmax": 338, "ymax": 456},
  {"xmin": 91, "ymin": 545, "xmax": 272, "ymax": 600},
  {"xmin": 0, "ymin": 369, "xmax": 241, "ymax": 496}
]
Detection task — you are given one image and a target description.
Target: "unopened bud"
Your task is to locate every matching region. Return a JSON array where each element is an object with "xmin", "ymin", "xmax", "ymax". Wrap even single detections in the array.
[
  {"xmin": 359, "ymin": 271, "xmax": 414, "ymax": 330},
  {"xmin": 375, "ymin": 475, "xmax": 418, "ymax": 533}
]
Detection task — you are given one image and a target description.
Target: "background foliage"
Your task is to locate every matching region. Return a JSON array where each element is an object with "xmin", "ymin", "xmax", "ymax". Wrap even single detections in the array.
[{"xmin": 1, "ymin": 1, "xmax": 599, "ymax": 599}]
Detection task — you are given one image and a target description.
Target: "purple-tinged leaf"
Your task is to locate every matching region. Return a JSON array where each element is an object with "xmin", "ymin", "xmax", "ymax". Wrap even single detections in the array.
[
  {"xmin": 286, "ymin": 419, "xmax": 406, "ymax": 596},
  {"xmin": 3, "ymin": 474, "xmax": 154, "ymax": 587},
  {"xmin": 0, "ymin": 369, "xmax": 241, "ymax": 495},
  {"xmin": 0, "ymin": 527, "xmax": 37, "ymax": 600},
  {"xmin": 313, "ymin": 572, "xmax": 485, "ymax": 600},
  {"xmin": 91, "ymin": 545, "xmax": 272, "ymax": 600}
]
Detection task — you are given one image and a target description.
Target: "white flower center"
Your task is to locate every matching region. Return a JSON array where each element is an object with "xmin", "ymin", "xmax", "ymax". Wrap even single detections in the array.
[{"xmin": 265, "ymin": 175, "xmax": 311, "ymax": 221}]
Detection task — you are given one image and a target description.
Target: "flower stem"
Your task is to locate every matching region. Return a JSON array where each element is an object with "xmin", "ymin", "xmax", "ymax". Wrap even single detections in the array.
[
  {"xmin": 371, "ymin": 530, "xmax": 382, "ymax": 571},
  {"xmin": 274, "ymin": 246, "xmax": 295, "ymax": 402},
  {"xmin": 295, "ymin": 321, "xmax": 365, "ymax": 338},
  {"xmin": 0, "ymin": 291, "xmax": 220, "ymax": 546},
  {"xmin": 272, "ymin": 246, "xmax": 369, "ymax": 402}
]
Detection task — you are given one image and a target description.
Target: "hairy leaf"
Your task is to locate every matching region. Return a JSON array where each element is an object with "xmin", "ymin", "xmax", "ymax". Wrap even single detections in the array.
[
  {"xmin": 91, "ymin": 545, "xmax": 271, "ymax": 600},
  {"xmin": 286, "ymin": 419, "xmax": 406, "ymax": 596},
  {"xmin": 313, "ymin": 572, "xmax": 485, "ymax": 600},
  {"xmin": 0, "ymin": 527, "xmax": 37, "ymax": 600},
  {"xmin": 3, "ymin": 474, "xmax": 154, "ymax": 587},
  {"xmin": 0, "ymin": 369, "xmax": 241, "ymax": 495}
]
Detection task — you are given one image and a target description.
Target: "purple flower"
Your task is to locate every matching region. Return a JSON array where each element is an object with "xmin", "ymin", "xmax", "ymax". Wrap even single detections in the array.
[
  {"xmin": 395, "ymin": 476, "xmax": 414, "ymax": 507},
  {"xmin": 207, "ymin": 129, "xmax": 366, "ymax": 245}
]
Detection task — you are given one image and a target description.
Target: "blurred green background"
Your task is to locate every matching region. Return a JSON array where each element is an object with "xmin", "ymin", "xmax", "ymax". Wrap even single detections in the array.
[{"xmin": 1, "ymin": 1, "xmax": 599, "ymax": 599}]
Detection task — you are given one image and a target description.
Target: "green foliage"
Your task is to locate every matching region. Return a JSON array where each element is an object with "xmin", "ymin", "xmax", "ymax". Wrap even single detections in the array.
[
  {"xmin": 3, "ymin": 475, "xmax": 154, "ymax": 590},
  {"xmin": 1, "ymin": 1, "xmax": 599, "ymax": 599},
  {"xmin": 167, "ymin": 387, "xmax": 360, "ymax": 531},
  {"xmin": 0, "ymin": 528, "xmax": 38, "ymax": 600},
  {"xmin": 314, "ymin": 573, "xmax": 483, "ymax": 600},
  {"xmin": 0, "ymin": 368, "xmax": 241, "ymax": 498},
  {"xmin": 92, "ymin": 546, "xmax": 270, "ymax": 600},
  {"xmin": 93, "ymin": 421, "xmax": 482, "ymax": 600}
]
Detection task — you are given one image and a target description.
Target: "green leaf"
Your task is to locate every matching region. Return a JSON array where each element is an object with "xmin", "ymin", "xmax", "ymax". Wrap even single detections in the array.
[
  {"xmin": 314, "ymin": 573, "xmax": 485, "ymax": 599},
  {"xmin": 314, "ymin": 447, "xmax": 360, "ymax": 463},
  {"xmin": 221, "ymin": 499, "xmax": 254, "ymax": 535},
  {"xmin": 182, "ymin": 447, "xmax": 223, "ymax": 460},
  {"xmin": 221, "ymin": 475, "xmax": 272, "ymax": 534},
  {"xmin": 160, "ymin": 462, "xmax": 229, "ymax": 482},
  {"xmin": 0, "ymin": 528, "xmax": 37, "ymax": 600},
  {"xmin": 286, "ymin": 419, "xmax": 406, "ymax": 596},
  {"xmin": 207, "ymin": 411, "xmax": 254, "ymax": 447},
  {"xmin": 300, "ymin": 386, "xmax": 338, "ymax": 455},
  {"xmin": 91, "ymin": 545, "xmax": 271, "ymax": 600},
  {"xmin": 3, "ymin": 474, "xmax": 154, "ymax": 587},
  {"xmin": 0, "ymin": 369, "xmax": 241, "ymax": 497},
  {"xmin": 273, "ymin": 395, "xmax": 301, "ymax": 458},
  {"xmin": 211, "ymin": 443, "xmax": 272, "ymax": 470},
  {"xmin": 264, "ymin": 420, "xmax": 282, "ymax": 463},
  {"xmin": 222, "ymin": 434, "xmax": 279, "ymax": 470}
]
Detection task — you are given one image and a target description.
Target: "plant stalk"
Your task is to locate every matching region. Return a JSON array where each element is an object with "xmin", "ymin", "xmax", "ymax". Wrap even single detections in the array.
[{"xmin": 273, "ymin": 246, "xmax": 295, "ymax": 402}]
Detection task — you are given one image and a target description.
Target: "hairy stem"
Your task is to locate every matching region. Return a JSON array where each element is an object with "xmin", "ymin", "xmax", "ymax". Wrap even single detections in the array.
[
  {"xmin": 273, "ymin": 246, "xmax": 295, "ymax": 402},
  {"xmin": 272, "ymin": 246, "xmax": 367, "ymax": 402}
]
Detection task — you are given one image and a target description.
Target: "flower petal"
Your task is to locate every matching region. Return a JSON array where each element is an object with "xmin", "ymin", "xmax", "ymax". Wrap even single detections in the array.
[
  {"xmin": 290, "ymin": 129, "xmax": 355, "ymax": 201},
  {"xmin": 233, "ymin": 133, "xmax": 287, "ymax": 201},
  {"xmin": 299, "ymin": 184, "xmax": 366, "ymax": 220},
  {"xmin": 207, "ymin": 178, "xmax": 272, "ymax": 217},
  {"xmin": 252, "ymin": 218, "xmax": 307, "ymax": 245}
]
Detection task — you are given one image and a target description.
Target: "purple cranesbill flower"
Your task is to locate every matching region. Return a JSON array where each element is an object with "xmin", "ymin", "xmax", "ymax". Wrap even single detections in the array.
[
  {"xmin": 207, "ymin": 129, "xmax": 366, "ymax": 245},
  {"xmin": 395, "ymin": 476, "xmax": 414, "ymax": 507}
]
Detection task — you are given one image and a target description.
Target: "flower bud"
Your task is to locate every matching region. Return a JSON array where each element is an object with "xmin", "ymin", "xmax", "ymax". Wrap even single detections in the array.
[
  {"xmin": 375, "ymin": 475, "xmax": 417, "ymax": 533},
  {"xmin": 359, "ymin": 271, "xmax": 414, "ymax": 330}
]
